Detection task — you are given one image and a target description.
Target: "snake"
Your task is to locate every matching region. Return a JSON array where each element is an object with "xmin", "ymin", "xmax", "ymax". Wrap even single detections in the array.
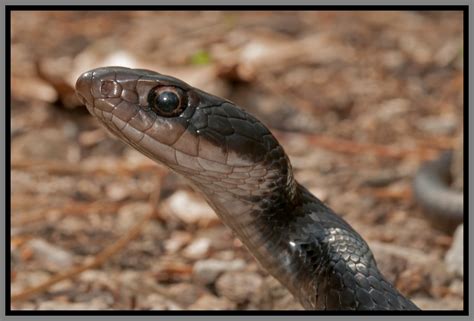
[
  {"xmin": 413, "ymin": 151, "xmax": 463, "ymax": 230},
  {"xmin": 75, "ymin": 66, "xmax": 419, "ymax": 310}
]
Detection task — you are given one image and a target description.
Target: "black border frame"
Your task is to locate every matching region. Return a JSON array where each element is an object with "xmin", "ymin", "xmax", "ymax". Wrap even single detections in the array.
[{"xmin": 5, "ymin": 4, "xmax": 469, "ymax": 316}]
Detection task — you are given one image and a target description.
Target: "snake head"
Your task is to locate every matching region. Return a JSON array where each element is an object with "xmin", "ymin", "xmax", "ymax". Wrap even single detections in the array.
[{"xmin": 76, "ymin": 66, "xmax": 295, "ymax": 200}]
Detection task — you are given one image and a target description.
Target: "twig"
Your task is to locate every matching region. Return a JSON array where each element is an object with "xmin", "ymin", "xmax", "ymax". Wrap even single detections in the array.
[
  {"xmin": 274, "ymin": 130, "xmax": 449, "ymax": 160},
  {"xmin": 12, "ymin": 201, "xmax": 126, "ymax": 226},
  {"xmin": 360, "ymin": 185, "xmax": 411, "ymax": 201},
  {"xmin": 12, "ymin": 159, "xmax": 164, "ymax": 177},
  {"xmin": 11, "ymin": 183, "xmax": 162, "ymax": 303}
]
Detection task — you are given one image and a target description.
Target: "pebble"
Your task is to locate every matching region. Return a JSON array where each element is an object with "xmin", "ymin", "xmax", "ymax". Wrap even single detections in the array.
[
  {"xmin": 12, "ymin": 271, "xmax": 50, "ymax": 294},
  {"xmin": 411, "ymin": 296, "xmax": 463, "ymax": 310},
  {"xmin": 369, "ymin": 240, "xmax": 437, "ymax": 293},
  {"xmin": 50, "ymin": 279, "xmax": 74, "ymax": 293},
  {"xmin": 79, "ymin": 270, "xmax": 112, "ymax": 286},
  {"xmin": 416, "ymin": 114, "xmax": 457, "ymax": 135},
  {"xmin": 369, "ymin": 240, "xmax": 438, "ymax": 266},
  {"xmin": 140, "ymin": 293, "xmax": 182, "ymax": 310},
  {"xmin": 188, "ymin": 293, "xmax": 235, "ymax": 310},
  {"xmin": 166, "ymin": 191, "xmax": 218, "ymax": 226},
  {"xmin": 105, "ymin": 181, "xmax": 131, "ymax": 201},
  {"xmin": 27, "ymin": 239, "xmax": 75, "ymax": 270},
  {"xmin": 182, "ymin": 238, "xmax": 211, "ymax": 260},
  {"xmin": 166, "ymin": 283, "xmax": 201, "ymax": 306},
  {"xmin": 375, "ymin": 98, "xmax": 410, "ymax": 122},
  {"xmin": 37, "ymin": 300, "xmax": 109, "ymax": 310},
  {"xmin": 164, "ymin": 231, "xmax": 192, "ymax": 254},
  {"xmin": 116, "ymin": 202, "xmax": 152, "ymax": 232},
  {"xmin": 119, "ymin": 270, "xmax": 157, "ymax": 294},
  {"xmin": 449, "ymin": 279, "xmax": 463, "ymax": 297},
  {"xmin": 445, "ymin": 224, "xmax": 463, "ymax": 277},
  {"xmin": 193, "ymin": 259, "xmax": 246, "ymax": 285},
  {"xmin": 215, "ymin": 271, "xmax": 263, "ymax": 303}
]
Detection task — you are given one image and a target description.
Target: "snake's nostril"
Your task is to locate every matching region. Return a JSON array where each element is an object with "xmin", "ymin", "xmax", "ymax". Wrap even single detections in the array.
[{"xmin": 100, "ymin": 80, "xmax": 122, "ymax": 98}]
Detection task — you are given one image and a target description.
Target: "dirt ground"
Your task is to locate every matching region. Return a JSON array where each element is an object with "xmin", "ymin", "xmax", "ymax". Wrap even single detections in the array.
[{"xmin": 10, "ymin": 11, "xmax": 464, "ymax": 311}]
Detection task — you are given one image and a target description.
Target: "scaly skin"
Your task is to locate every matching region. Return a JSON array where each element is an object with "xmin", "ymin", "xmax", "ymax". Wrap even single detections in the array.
[{"xmin": 76, "ymin": 66, "xmax": 419, "ymax": 310}]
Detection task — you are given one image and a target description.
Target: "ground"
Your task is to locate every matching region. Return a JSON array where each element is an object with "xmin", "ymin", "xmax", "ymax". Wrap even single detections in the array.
[{"xmin": 10, "ymin": 11, "xmax": 463, "ymax": 310}]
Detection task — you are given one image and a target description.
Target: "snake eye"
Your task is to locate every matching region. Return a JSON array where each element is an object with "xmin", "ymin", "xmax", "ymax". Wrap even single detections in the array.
[{"xmin": 148, "ymin": 86, "xmax": 186, "ymax": 117}]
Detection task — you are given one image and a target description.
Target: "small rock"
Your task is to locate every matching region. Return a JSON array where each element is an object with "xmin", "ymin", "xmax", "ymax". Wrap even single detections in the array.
[
  {"xmin": 397, "ymin": 265, "xmax": 431, "ymax": 296},
  {"xmin": 369, "ymin": 240, "xmax": 437, "ymax": 294},
  {"xmin": 445, "ymin": 224, "xmax": 463, "ymax": 277},
  {"xmin": 50, "ymin": 279, "xmax": 74, "ymax": 293},
  {"xmin": 434, "ymin": 39, "xmax": 462, "ymax": 67},
  {"xmin": 12, "ymin": 271, "xmax": 50, "ymax": 294},
  {"xmin": 182, "ymin": 238, "xmax": 211, "ymax": 260},
  {"xmin": 105, "ymin": 182, "xmax": 130, "ymax": 201},
  {"xmin": 37, "ymin": 300, "xmax": 109, "ymax": 310},
  {"xmin": 449, "ymin": 279, "xmax": 463, "ymax": 297},
  {"xmin": 164, "ymin": 231, "xmax": 192, "ymax": 254},
  {"xmin": 213, "ymin": 250, "xmax": 236, "ymax": 261},
  {"xmin": 193, "ymin": 259, "xmax": 246, "ymax": 285},
  {"xmin": 166, "ymin": 283, "xmax": 201, "ymax": 306},
  {"xmin": 410, "ymin": 295, "xmax": 463, "ymax": 311},
  {"xmin": 166, "ymin": 191, "xmax": 218, "ymax": 226},
  {"xmin": 188, "ymin": 293, "xmax": 235, "ymax": 310},
  {"xmin": 78, "ymin": 128, "xmax": 107, "ymax": 147},
  {"xmin": 140, "ymin": 293, "xmax": 182, "ymax": 310},
  {"xmin": 75, "ymin": 179, "xmax": 102, "ymax": 200},
  {"xmin": 376, "ymin": 98, "xmax": 410, "ymax": 122},
  {"xmin": 79, "ymin": 270, "xmax": 112, "ymax": 287},
  {"xmin": 27, "ymin": 239, "xmax": 75, "ymax": 270},
  {"xmin": 119, "ymin": 270, "xmax": 142, "ymax": 293},
  {"xmin": 426, "ymin": 259, "xmax": 453, "ymax": 288},
  {"xmin": 215, "ymin": 271, "xmax": 263, "ymax": 303},
  {"xmin": 11, "ymin": 301, "xmax": 37, "ymax": 310},
  {"xmin": 117, "ymin": 202, "xmax": 152, "ymax": 232},
  {"xmin": 382, "ymin": 51, "xmax": 405, "ymax": 69},
  {"xmin": 416, "ymin": 114, "xmax": 457, "ymax": 135},
  {"xmin": 370, "ymin": 240, "xmax": 439, "ymax": 266}
]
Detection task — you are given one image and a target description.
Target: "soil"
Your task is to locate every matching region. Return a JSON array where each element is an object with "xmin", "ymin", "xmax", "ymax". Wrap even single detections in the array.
[{"xmin": 10, "ymin": 11, "xmax": 464, "ymax": 311}]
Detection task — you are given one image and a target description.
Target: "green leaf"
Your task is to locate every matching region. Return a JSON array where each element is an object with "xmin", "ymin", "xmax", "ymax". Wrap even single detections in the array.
[{"xmin": 190, "ymin": 50, "xmax": 212, "ymax": 66}]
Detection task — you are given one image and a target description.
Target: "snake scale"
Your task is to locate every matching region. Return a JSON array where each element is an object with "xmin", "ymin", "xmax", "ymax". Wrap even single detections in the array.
[{"xmin": 75, "ymin": 66, "xmax": 419, "ymax": 310}]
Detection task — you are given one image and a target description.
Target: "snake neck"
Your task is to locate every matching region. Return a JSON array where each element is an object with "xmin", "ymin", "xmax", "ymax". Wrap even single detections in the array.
[
  {"xmin": 189, "ymin": 161, "xmax": 419, "ymax": 310},
  {"xmin": 178, "ymin": 136, "xmax": 297, "ymax": 239},
  {"xmin": 183, "ymin": 144, "xmax": 311, "ymax": 294}
]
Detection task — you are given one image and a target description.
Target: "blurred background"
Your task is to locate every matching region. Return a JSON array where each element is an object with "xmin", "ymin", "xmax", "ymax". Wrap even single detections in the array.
[{"xmin": 10, "ymin": 11, "xmax": 463, "ymax": 310}]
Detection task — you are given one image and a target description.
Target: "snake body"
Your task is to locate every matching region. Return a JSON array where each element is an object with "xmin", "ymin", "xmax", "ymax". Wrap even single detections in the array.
[
  {"xmin": 413, "ymin": 151, "xmax": 463, "ymax": 230},
  {"xmin": 76, "ymin": 66, "xmax": 419, "ymax": 310}
]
